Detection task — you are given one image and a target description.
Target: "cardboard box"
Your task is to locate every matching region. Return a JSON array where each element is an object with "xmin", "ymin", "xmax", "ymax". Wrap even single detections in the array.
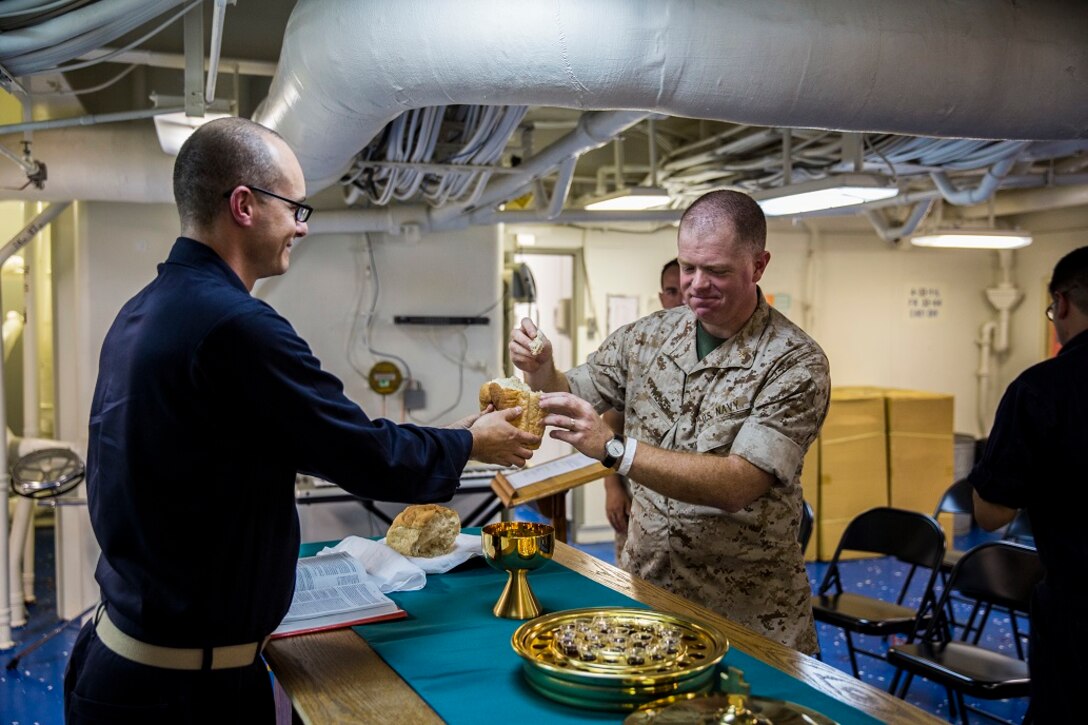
[
  {"xmin": 814, "ymin": 388, "xmax": 889, "ymax": 561},
  {"xmin": 884, "ymin": 390, "xmax": 954, "ymax": 514}
]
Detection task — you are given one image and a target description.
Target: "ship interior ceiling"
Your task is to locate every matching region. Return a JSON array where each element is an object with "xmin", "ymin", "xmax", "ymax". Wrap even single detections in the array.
[{"xmin": 0, "ymin": 0, "xmax": 1086, "ymax": 722}]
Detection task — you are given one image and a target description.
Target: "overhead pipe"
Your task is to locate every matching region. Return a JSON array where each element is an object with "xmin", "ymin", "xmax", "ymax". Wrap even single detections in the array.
[
  {"xmin": 430, "ymin": 111, "xmax": 647, "ymax": 226},
  {"xmin": 0, "ymin": 0, "xmax": 188, "ymax": 76},
  {"xmin": 0, "ymin": 106, "xmax": 184, "ymax": 136},
  {"xmin": 76, "ymin": 47, "xmax": 277, "ymax": 77},
  {"xmin": 930, "ymin": 144, "xmax": 1029, "ymax": 205},
  {"xmin": 542, "ymin": 157, "xmax": 577, "ymax": 221},
  {"xmin": 255, "ymin": 0, "xmax": 1088, "ymax": 193},
  {"xmin": 204, "ymin": 0, "xmax": 232, "ymax": 104},
  {"xmin": 863, "ymin": 200, "xmax": 935, "ymax": 243}
]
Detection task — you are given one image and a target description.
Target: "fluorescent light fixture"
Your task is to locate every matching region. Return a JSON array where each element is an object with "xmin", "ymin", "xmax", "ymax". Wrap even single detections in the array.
[
  {"xmin": 153, "ymin": 111, "xmax": 233, "ymax": 156},
  {"xmin": 584, "ymin": 186, "xmax": 671, "ymax": 211},
  {"xmin": 910, "ymin": 229, "xmax": 1032, "ymax": 250},
  {"xmin": 752, "ymin": 174, "xmax": 899, "ymax": 216}
]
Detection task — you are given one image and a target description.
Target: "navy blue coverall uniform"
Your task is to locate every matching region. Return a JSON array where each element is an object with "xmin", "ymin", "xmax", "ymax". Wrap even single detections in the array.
[{"xmin": 64, "ymin": 238, "xmax": 471, "ymax": 723}]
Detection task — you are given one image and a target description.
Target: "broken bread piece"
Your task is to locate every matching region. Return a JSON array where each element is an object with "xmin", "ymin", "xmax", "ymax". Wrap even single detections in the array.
[
  {"xmin": 478, "ymin": 376, "xmax": 545, "ymax": 450},
  {"xmin": 528, "ymin": 331, "xmax": 546, "ymax": 356},
  {"xmin": 386, "ymin": 504, "xmax": 461, "ymax": 557}
]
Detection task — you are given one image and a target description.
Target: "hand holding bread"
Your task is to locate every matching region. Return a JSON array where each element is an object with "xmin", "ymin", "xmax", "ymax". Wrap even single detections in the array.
[
  {"xmin": 467, "ymin": 404, "xmax": 541, "ymax": 467},
  {"xmin": 478, "ymin": 376, "xmax": 545, "ymax": 450}
]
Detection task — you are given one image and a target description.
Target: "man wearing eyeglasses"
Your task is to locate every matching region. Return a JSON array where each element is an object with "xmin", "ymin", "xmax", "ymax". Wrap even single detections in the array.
[
  {"xmin": 64, "ymin": 117, "xmax": 539, "ymax": 723},
  {"xmin": 970, "ymin": 246, "xmax": 1088, "ymax": 723}
]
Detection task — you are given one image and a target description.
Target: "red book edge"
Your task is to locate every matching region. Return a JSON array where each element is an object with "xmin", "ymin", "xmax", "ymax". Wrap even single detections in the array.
[{"xmin": 268, "ymin": 608, "xmax": 408, "ymax": 640}]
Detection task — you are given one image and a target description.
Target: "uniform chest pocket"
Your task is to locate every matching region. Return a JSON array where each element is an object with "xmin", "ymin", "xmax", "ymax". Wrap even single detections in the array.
[{"xmin": 695, "ymin": 408, "xmax": 750, "ymax": 454}]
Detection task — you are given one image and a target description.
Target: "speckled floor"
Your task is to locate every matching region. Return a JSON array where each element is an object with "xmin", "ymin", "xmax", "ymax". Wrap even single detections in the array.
[{"xmin": 2, "ymin": 521, "xmax": 1028, "ymax": 724}]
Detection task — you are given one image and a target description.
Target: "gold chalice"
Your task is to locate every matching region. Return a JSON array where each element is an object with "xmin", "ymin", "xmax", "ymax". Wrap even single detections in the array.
[{"xmin": 481, "ymin": 521, "xmax": 555, "ymax": 619}]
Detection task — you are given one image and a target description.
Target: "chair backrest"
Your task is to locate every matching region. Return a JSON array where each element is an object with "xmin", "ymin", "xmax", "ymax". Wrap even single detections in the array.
[
  {"xmin": 836, "ymin": 507, "xmax": 946, "ymax": 569},
  {"xmin": 951, "ymin": 541, "xmax": 1043, "ymax": 614},
  {"xmin": 1002, "ymin": 509, "xmax": 1035, "ymax": 547},
  {"xmin": 799, "ymin": 499, "xmax": 814, "ymax": 550},
  {"xmin": 933, "ymin": 478, "xmax": 974, "ymax": 517},
  {"xmin": 920, "ymin": 541, "xmax": 1044, "ymax": 644}
]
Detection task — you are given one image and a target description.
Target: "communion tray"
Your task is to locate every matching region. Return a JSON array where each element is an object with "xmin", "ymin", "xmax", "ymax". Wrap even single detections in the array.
[
  {"xmin": 511, "ymin": 607, "xmax": 729, "ymax": 711},
  {"xmin": 623, "ymin": 693, "xmax": 838, "ymax": 724}
]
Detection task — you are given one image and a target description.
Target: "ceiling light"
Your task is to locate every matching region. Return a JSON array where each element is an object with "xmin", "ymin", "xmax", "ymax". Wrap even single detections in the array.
[
  {"xmin": 153, "ymin": 111, "xmax": 234, "ymax": 156},
  {"xmin": 584, "ymin": 186, "xmax": 671, "ymax": 211},
  {"xmin": 910, "ymin": 229, "xmax": 1032, "ymax": 250},
  {"xmin": 752, "ymin": 174, "xmax": 899, "ymax": 216}
]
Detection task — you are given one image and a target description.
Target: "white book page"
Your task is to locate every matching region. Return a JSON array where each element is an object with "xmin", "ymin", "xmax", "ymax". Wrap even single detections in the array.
[
  {"xmin": 281, "ymin": 552, "xmax": 394, "ymax": 622},
  {"xmin": 503, "ymin": 452, "xmax": 599, "ymax": 490}
]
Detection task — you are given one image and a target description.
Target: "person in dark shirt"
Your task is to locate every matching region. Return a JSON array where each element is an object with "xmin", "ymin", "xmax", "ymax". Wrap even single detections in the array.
[
  {"xmin": 63, "ymin": 117, "xmax": 539, "ymax": 723},
  {"xmin": 970, "ymin": 246, "xmax": 1088, "ymax": 723}
]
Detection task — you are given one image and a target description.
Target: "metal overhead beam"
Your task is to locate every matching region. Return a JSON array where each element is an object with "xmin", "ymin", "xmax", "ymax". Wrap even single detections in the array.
[{"xmin": 183, "ymin": 2, "xmax": 204, "ymax": 117}]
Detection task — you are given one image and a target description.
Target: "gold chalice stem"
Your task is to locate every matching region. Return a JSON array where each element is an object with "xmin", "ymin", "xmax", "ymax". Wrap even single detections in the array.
[{"xmin": 494, "ymin": 568, "xmax": 542, "ymax": 619}]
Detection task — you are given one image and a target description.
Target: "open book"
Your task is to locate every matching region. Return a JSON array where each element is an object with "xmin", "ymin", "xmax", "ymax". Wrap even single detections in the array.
[{"xmin": 270, "ymin": 551, "xmax": 407, "ymax": 638}]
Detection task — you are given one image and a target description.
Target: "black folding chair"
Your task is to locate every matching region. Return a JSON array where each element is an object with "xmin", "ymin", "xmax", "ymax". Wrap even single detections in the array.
[
  {"xmin": 799, "ymin": 499, "xmax": 814, "ymax": 551},
  {"xmin": 887, "ymin": 541, "xmax": 1042, "ymax": 725},
  {"xmin": 1002, "ymin": 510, "xmax": 1034, "ymax": 547},
  {"xmin": 812, "ymin": 507, "xmax": 946, "ymax": 678}
]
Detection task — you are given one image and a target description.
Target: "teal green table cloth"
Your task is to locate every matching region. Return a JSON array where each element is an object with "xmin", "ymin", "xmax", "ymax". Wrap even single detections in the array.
[{"xmin": 300, "ymin": 534, "xmax": 877, "ymax": 723}]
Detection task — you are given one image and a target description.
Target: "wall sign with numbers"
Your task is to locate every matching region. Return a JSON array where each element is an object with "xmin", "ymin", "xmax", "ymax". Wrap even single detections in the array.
[{"xmin": 907, "ymin": 285, "xmax": 943, "ymax": 320}]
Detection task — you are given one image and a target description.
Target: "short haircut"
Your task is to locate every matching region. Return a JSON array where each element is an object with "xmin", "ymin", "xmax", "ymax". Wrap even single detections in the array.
[
  {"xmin": 660, "ymin": 258, "xmax": 679, "ymax": 288},
  {"xmin": 678, "ymin": 190, "xmax": 766, "ymax": 254},
  {"xmin": 173, "ymin": 117, "xmax": 286, "ymax": 229},
  {"xmin": 1050, "ymin": 246, "xmax": 1088, "ymax": 315}
]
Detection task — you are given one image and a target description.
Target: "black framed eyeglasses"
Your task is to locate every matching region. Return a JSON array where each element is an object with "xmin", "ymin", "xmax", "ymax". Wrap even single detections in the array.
[
  {"xmin": 1046, "ymin": 299, "xmax": 1057, "ymax": 321},
  {"xmin": 223, "ymin": 185, "xmax": 313, "ymax": 223}
]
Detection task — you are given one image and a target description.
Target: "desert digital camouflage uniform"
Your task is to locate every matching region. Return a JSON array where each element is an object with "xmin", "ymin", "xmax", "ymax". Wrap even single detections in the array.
[{"xmin": 566, "ymin": 292, "xmax": 829, "ymax": 653}]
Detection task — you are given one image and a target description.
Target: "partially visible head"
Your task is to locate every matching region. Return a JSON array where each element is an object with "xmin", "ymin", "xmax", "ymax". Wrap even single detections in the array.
[
  {"xmin": 174, "ymin": 117, "xmax": 308, "ymax": 285},
  {"xmin": 659, "ymin": 258, "xmax": 682, "ymax": 309},
  {"xmin": 1048, "ymin": 246, "xmax": 1088, "ymax": 345},
  {"xmin": 676, "ymin": 190, "xmax": 770, "ymax": 336},
  {"xmin": 174, "ymin": 117, "xmax": 293, "ymax": 230}
]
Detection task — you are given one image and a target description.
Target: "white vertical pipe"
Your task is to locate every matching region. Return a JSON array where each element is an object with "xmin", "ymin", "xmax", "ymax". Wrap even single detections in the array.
[
  {"xmin": 0, "ymin": 202, "xmax": 69, "ymax": 649},
  {"xmin": 24, "ymin": 230, "xmax": 40, "ymax": 439},
  {"xmin": 20, "ymin": 224, "xmax": 44, "ymax": 605},
  {"xmin": 0, "ymin": 324, "xmax": 11, "ymax": 647}
]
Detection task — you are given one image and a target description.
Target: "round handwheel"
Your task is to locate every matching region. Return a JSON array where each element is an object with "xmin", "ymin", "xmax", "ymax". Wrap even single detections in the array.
[{"xmin": 10, "ymin": 447, "xmax": 85, "ymax": 499}]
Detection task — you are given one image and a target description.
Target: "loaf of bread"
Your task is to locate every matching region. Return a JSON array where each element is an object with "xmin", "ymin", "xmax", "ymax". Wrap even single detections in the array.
[
  {"xmin": 478, "ymin": 376, "xmax": 545, "ymax": 449},
  {"xmin": 386, "ymin": 504, "xmax": 461, "ymax": 557}
]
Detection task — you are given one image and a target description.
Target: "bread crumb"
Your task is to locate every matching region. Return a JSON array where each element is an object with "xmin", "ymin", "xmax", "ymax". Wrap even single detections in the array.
[{"xmin": 529, "ymin": 332, "xmax": 545, "ymax": 355}]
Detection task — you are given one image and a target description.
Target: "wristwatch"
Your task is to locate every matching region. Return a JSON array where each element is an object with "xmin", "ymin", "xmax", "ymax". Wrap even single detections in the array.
[{"xmin": 602, "ymin": 435, "xmax": 626, "ymax": 469}]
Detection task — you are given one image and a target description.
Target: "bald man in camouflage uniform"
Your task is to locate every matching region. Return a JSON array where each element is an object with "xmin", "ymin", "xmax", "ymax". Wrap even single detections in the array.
[{"xmin": 511, "ymin": 190, "xmax": 829, "ymax": 653}]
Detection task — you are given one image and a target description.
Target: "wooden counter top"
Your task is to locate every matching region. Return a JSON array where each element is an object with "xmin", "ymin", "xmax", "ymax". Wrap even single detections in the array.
[{"xmin": 266, "ymin": 541, "xmax": 941, "ymax": 724}]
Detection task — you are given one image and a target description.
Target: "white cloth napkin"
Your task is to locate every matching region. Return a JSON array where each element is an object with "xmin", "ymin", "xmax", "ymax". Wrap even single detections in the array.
[
  {"xmin": 377, "ymin": 532, "xmax": 482, "ymax": 574},
  {"xmin": 317, "ymin": 536, "xmax": 426, "ymax": 592}
]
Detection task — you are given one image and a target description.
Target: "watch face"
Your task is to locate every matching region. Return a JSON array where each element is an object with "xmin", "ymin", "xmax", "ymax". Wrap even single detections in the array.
[{"xmin": 606, "ymin": 438, "xmax": 625, "ymax": 458}]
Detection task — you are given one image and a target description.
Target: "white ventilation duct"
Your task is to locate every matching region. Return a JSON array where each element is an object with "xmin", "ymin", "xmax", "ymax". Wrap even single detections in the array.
[
  {"xmin": 3, "ymin": 0, "xmax": 1086, "ymax": 206},
  {"xmin": 255, "ymin": 0, "xmax": 1088, "ymax": 193}
]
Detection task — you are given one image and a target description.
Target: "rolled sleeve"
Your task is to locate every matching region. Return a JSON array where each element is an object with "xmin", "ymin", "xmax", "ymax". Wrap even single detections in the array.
[
  {"xmin": 731, "ymin": 422, "xmax": 803, "ymax": 485},
  {"xmin": 732, "ymin": 351, "xmax": 829, "ymax": 485}
]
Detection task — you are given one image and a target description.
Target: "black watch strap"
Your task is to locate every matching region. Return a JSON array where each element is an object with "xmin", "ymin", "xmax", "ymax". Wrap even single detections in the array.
[{"xmin": 602, "ymin": 434, "xmax": 624, "ymax": 469}]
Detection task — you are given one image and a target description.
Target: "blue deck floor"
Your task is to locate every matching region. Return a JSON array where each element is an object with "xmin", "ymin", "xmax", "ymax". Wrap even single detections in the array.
[{"xmin": 2, "ymin": 521, "xmax": 1028, "ymax": 724}]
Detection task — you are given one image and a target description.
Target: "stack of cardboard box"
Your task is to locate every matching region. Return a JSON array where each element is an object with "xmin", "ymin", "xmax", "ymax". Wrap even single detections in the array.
[{"xmin": 801, "ymin": 387, "xmax": 954, "ymax": 561}]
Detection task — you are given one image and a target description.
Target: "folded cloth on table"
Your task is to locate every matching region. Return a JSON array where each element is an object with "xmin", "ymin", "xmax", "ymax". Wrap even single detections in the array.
[
  {"xmin": 318, "ymin": 536, "xmax": 426, "ymax": 592},
  {"xmin": 378, "ymin": 533, "xmax": 482, "ymax": 574}
]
